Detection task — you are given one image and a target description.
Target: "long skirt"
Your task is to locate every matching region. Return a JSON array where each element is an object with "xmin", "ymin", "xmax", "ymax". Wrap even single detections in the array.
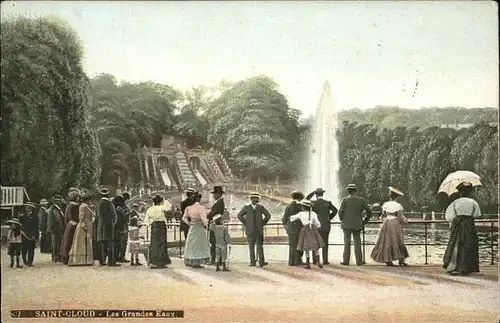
[
  {"xmin": 183, "ymin": 223, "xmax": 211, "ymax": 266},
  {"xmin": 371, "ymin": 219, "xmax": 409, "ymax": 263},
  {"xmin": 60, "ymin": 222, "xmax": 78, "ymax": 265},
  {"xmin": 297, "ymin": 226, "xmax": 325, "ymax": 252},
  {"xmin": 442, "ymin": 216, "xmax": 479, "ymax": 274},
  {"xmin": 68, "ymin": 221, "xmax": 93, "ymax": 266},
  {"xmin": 149, "ymin": 221, "xmax": 171, "ymax": 267},
  {"xmin": 39, "ymin": 232, "xmax": 52, "ymax": 254}
]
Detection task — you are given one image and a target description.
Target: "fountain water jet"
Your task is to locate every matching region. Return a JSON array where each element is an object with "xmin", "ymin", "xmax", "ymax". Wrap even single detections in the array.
[
  {"xmin": 306, "ymin": 81, "xmax": 342, "ymax": 205},
  {"xmin": 302, "ymin": 81, "xmax": 342, "ymax": 264}
]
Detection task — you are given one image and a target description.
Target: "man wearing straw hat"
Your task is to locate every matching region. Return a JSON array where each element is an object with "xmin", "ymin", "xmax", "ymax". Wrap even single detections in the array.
[
  {"xmin": 338, "ymin": 184, "xmax": 371, "ymax": 266},
  {"xmin": 180, "ymin": 188, "xmax": 196, "ymax": 239},
  {"xmin": 19, "ymin": 201, "xmax": 39, "ymax": 266},
  {"xmin": 38, "ymin": 198, "xmax": 52, "ymax": 254},
  {"xmin": 237, "ymin": 192, "xmax": 272, "ymax": 267},
  {"xmin": 47, "ymin": 195, "xmax": 66, "ymax": 263}
]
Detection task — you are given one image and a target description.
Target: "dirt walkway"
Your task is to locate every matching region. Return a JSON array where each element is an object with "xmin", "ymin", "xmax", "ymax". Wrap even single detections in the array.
[{"xmin": 1, "ymin": 251, "xmax": 498, "ymax": 323}]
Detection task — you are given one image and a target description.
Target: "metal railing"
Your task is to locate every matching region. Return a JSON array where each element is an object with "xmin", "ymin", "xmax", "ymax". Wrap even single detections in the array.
[{"xmin": 158, "ymin": 218, "xmax": 498, "ymax": 265}]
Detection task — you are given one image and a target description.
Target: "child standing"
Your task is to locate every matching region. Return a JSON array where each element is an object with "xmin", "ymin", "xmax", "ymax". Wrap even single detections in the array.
[
  {"xmin": 209, "ymin": 214, "xmax": 231, "ymax": 272},
  {"xmin": 290, "ymin": 200, "xmax": 325, "ymax": 269},
  {"xmin": 127, "ymin": 216, "xmax": 148, "ymax": 266},
  {"xmin": 7, "ymin": 219, "xmax": 29, "ymax": 268}
]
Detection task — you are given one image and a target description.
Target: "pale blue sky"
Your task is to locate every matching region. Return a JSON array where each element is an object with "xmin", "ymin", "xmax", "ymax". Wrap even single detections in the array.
[{"xmin": 1, "ymin": 1, "xmax": 498, "ymax": 116}]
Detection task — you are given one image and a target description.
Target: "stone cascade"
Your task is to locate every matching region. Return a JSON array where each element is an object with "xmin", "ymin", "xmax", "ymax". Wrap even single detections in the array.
[
  {"xmin": 174, "ymin": 152, "xmax": 198, "ymax": 188},
  {"xmin": 205, "ymin": 155, "xmax": 227, "ymax": 182},
  {"xmin": 210, "ymin": 149, "xmax": 233, "ymax": 178}
]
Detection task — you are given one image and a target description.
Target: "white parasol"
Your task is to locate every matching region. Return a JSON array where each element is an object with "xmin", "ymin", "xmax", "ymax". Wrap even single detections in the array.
[{"xmin": 438, "ymin": 170, "xmax": 482, "ymax": 196}]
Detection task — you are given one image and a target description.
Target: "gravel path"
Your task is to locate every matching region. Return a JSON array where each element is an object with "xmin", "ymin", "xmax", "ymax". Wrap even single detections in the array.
[{"xmin": 1, "ymin": 250, "xmax": 498, "ymax": 322}]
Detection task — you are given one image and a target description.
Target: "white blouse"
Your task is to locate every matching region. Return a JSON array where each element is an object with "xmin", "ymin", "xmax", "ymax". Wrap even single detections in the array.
[
  {"xmin": 144, "ymin": 204, "xmax": 169, "ymax": 226},
  {"xmin": 289, "ymin": 211, "xmax": 321, "ymax": 229},
  {"xmin": 445, "ymin": 197, "xmax": 481, "ymax": 224}
]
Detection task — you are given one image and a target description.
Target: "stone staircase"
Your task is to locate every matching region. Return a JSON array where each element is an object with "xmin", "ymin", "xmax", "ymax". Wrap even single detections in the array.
[{"xmin": 174, "ymin": 152, "xmax": 198, "ymax": 188}]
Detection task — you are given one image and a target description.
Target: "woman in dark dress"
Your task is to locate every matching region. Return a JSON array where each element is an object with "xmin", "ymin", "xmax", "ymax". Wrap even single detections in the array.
[
  {"xmin": 60, "ymin": 189, "xmax": 81, "ymax": 265},
  {"xmin": 144, "ymin": 195, "xmax": 171, "ymax": 268},
  {"xmin": 442, "ymin": 182, "xmax": 481, "ymax": 275}
]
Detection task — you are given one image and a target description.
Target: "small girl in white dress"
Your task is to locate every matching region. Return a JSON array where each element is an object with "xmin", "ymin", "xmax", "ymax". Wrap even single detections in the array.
[{"xmin": 289, "ymin": 199, "xmax": 325, "ymax": 269}]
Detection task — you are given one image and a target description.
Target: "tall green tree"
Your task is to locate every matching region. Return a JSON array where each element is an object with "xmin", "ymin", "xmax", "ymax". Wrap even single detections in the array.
[
  {"xmin": 1, "ymin": 16, "xmax": 101, "ymax": 200},
  {"xmin": 206, "ymin": 75, "xmax": 303, "ymax": 180}
]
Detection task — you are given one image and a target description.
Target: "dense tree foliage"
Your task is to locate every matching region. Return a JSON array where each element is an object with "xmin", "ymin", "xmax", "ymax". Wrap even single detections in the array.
[
  {"xmin": 338, "ymin": 122, "xmax": 498, "ymax": 213},
  {"xmin": 1, "ymin": 16, "xmax": 101, "ymax": 200},
  {"xmin": 337, "ymin": 106, "xmax": 498, "ymax": 129},
  {"xmin": 89, "ymin": 74, "xmax": 182, "ymax": 186},
  {"xmin": 205, "ymin": 76, "xmax": 302, "ymax": 180}
]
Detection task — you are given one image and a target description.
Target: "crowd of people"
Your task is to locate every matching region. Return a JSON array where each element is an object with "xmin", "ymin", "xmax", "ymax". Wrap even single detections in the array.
[{"xmin": 5, "ymin": 181, "xmax": 482, "ymax": 276}]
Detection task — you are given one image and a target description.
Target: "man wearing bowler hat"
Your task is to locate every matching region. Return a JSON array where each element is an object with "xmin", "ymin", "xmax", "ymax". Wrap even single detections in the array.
[
  {"xmin": 19, "ymin": 201, "xmax": 39, "ymax": 266},
  {"xmin": 97, "ymin": 188, "xmax": 120, "ymax": 266},
  {"xmin": 306, "ymin": 188, "xmax": 338, "ymax": 265},
  {"xmin": 237, "ymin": 192, "xmax": 271, "ymax": 267},
  {"xmin": 47, "ymin": 195, "xmax": 66, "ymax": 262},
  {"xmin": 180, "ymin": 188, "xmax": 196, "ymax": 239},
  {"xmin": 282, "ymin": 190, "xmax": 305, "ymax": 266},
  {"xmin": 338, "ymin": 184, "xmax": 371, "ymax": 266},
  {"xmin": 206, "ymin": 186, "xmax": 225, "ymax": 265},
  {"xmin": 38, "ymin": 198, "xmax": 52, "ymax": 254}
]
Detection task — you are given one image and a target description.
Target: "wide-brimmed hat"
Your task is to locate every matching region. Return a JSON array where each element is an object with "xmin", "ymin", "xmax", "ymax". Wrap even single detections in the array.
[
  {"xmin": 346, "ymin": 184, "xmax": 357, "ymax": 190},
  {"xmin": 68, "ymin": 187, "xmax": 80, "ymax": 194},
  {"xmin": 249, "ymin": 192, "xmax": 260, "ymax": 199},
  {"xmin": 211, "ymin": 186, "xmax": 225, "ymax": 194},
  {"xmin": 99, "ymin": 188, "xmax": 110, "ymax": 195},
  {"xmin": 388, "ymin": 186, "xmax": 404, "ymax": 196},
  {"xmin": 456, "ymin": 181, "xmax": 473, "ymax": 191},
  {"xmin": 25, "ymin": 202, "xmax": 36, "ymax": 208},
  {"xmin": 212, "ymin": 214, "xmax": 222, "ymax": 222},
  {"xmin": 185, "ymin": 188, "xmax": 195, "ymax": 194},
  {"xmin": 290, "ymin": 190, "xmax": 305, "ymax": 199},
  {"xmin": 314, "ymin": 188, "xmax": 326, "ymax": 194},
  {"xmin": 132, "ymin": 203, "xmax": 139, "ymax": 207},
  {"xmin": 53, "ymin": 195, "xmax": 65, "ymax": 203},
  {"xmin": 298, "ymin": 199, "xmax": 313, "ymax": 208},
  {"xmin": 39, "ymin": 198, "xmax": 49, "ymax": 205},
  {"xmin": 152, "ymin": 194, "xmax": 164, "ymax": 204},
  {"xmin": 6, "ymin": 218, "xmax": 22, "ymax": 226}
]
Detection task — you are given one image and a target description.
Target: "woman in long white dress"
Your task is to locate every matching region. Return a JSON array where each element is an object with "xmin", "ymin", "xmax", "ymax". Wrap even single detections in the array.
[
  {"xmin": 370, "ymin": 187, "xmax": 409, "ymax": 266},
  {"xmin": 182, "ymin": 193, "xmax": 211, "ymax": 268}
]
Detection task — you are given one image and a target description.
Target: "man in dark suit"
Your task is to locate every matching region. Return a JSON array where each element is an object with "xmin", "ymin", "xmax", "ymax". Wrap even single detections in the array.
[
  {"xmin": 282, "ymin": 190, "xmax": 305, "ymax": 266},
  {"xmin": 97, "ymin": 188, "xmax": 120, "ymax": 267},
  {"xmin": 237, "ymin": 192, "xmax": 272, "ymax": 267},
  {"xmin": 338, "ymin": 184, "xmax": 371, "ymax": 266},
  {"xmin": 206, "ymin": 186, "xmax": 225, "ymax": 265},
  {"xmin": 112, "ymin": 195, "xmax": 128, "ymax": 263},
  {"xmin": 180, "ymin": 188, "xmax": 196, "ymax": 239},
  {"xmin": 47, "ymin": 196, "xmax": 66, "ymax": 263},
  {"xmin": 305, "ymin": 188, "xmax": 338, "ymax": 265},
  {"xmin": 19, "ymin": 202, "xmax": 39, "ymax": 266}
]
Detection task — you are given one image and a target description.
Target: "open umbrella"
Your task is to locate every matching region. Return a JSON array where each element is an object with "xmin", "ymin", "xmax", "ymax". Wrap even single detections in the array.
[{"xmin": 438, "ymin": 170, "xmax": 482, "ymax": 196}]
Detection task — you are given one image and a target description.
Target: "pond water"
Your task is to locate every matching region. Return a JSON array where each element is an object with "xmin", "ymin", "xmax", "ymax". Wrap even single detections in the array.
[{"xmin": 220, "ymin": 194, "xmax": 498, "ymax": 265}]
